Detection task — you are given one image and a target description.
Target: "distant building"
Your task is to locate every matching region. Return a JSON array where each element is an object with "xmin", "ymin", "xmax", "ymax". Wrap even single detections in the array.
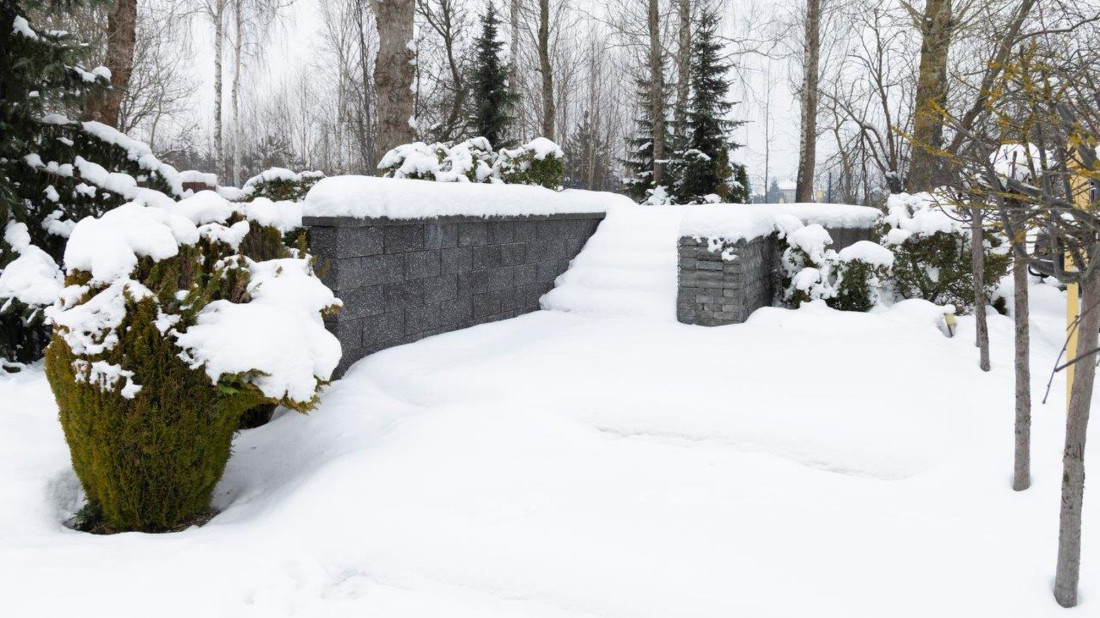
[{"xmin": 776, "ymin": 179, "xmax": 797, "ymax": 203}]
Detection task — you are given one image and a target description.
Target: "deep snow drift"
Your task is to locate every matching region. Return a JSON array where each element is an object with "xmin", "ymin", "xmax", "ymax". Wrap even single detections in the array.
[{"xmin": 1, "ymin": 202, "xmax": 1095, "ymax": 617}]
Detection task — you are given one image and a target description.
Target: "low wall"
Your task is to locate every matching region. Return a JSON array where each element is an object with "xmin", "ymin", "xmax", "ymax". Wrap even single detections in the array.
[
  {"xmin": 305, "ymin": 213, "xmax": 604, "ymax": 376},
  {"xmin": 677, "ymin": 226, "xmax": 875, "ymax": 327}
]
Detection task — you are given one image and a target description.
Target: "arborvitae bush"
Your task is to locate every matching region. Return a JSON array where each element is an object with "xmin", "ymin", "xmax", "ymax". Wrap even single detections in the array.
[
  {"xmin": 885, "ymin": 229, "xmax": 1009, "ymax": 309},
  {"xmin": 830, "ymin": 260, "xmax": 879, "ymax": 312},
  {"xmin": 497, "ymin": 147, "xmax": 565, "ymax": 190},
  {"xmin": 242, "ymin": 169, "xmax": 324, "ymax": 202},
  {"xmin": 880, "ymin": 192, "xmax": 1011, "ymax": 311},
  {"xmin": 46, "ymin": 199, "xmax": 340, "ymax": 532}
]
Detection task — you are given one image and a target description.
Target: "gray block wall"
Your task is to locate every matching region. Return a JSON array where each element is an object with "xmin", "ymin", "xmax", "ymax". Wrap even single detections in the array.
[
  {"xmin": 305, "ymin": 213, "xmax": 604, "ymax": 376},
  {"xmin": 677, "ymin": 235, "xmax": 778, "ymax": 326},
  {"xmin": 677, "ymin": 226, "xmax": 875, "ymax": 327}
]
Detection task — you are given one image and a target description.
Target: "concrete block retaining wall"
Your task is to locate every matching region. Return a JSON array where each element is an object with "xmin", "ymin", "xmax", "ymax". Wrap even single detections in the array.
[
  {"xmin": 305, "ymin": 213, "xmax": 604, "ymax": 376},
  {"xmin": 677, "ymin": 226, "xmax": 874, "ymax": 327}
]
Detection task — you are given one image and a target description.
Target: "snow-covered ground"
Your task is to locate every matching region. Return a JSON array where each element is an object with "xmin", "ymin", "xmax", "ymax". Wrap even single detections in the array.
[{"xmin": 2, "ymin": 212, "xmax": 1096, "ymax": 616}]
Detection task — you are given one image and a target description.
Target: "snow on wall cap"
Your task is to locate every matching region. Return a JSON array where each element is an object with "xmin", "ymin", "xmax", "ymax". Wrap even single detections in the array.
[
  {"xmin": 523, "ymin": 137, "xmax": 564, "ymax": 160},
  {"xmin": 679, "ymin": 203, "xmax": 881, "ymax": 242},
  {"xmin": 302, "ymin": 175, "xmax": 633, "ymax": 220},
  {"xmin": 837, "ymin": 240, "xmax": 895, "ymax": 268}
]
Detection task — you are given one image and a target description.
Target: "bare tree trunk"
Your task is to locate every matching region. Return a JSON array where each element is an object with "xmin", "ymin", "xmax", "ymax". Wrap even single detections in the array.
[
  {"xmin": 648, "ymin": 0, "xmax": 666, "ymax": 186},
  {"xmin": 972, "ymin": 207, "xmax": 990, "ymax": 371},
  {"xmin": 88, "ymin": 0, "xmax": 138, "ymax": 127},
  {"xmin": 908, "ymin": 0, "xmax": 952, "ymax": 192},
  {"xmin": 510, "ymin": 0, "xmax": 524, "ymax": 141},
  {"xmin": 232, "ymin": 0, "xmax": 243, "ymax": 186},
  {"xmin": 355, "ymin": 0, "xmax": 375, "ymax": 171},
  {"xmin": 537, "ymin": 0, "xmax": 555, "ymax": 140},
  {"xmin": 370, "ymin": 0, "xmax": 416, "ymax": 158},
  {"xmin": 674, "ymin": 0, "xmax": 691, "ymax": 143},
  {"xmin": 1055, "ymin": 262, "xmax": 1100, "ymax": 608},
  {"xmin": 214, "ymin": 0, "xmax": 226, "ymax": 181},
  {"xmin": 795, "ymin": 0, "xmax": 821, "ymax": 203},
  {"xmin": 1013, "ymin": 246, "xmax": 1031, "ymax": 490}
]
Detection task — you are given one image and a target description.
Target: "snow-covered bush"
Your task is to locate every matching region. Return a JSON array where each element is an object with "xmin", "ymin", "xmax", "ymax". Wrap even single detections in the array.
[
  {"xmin": 44, "ymin": 192, "xmax": 341, "ymax": 532},
  {"xmin": 777, "ymin": 223, "xmax": 895, "ymax": 312},
  {"xmin": 780, "ymin": 224, "xmax": 838, "ymax": 306},
  {"xmin": 496, "ymin": 137, "xmax": 565, "ymax": 189},
  {"xmin": 242, "ymin": 168, "xmax": 325, "ymax": 202},
  {"xmin": 879, "ymin": 192, "xmax": 1010, "ymax": 310},
  {"xmin": 832, "ymin": 241, "xmax": 895, "ymax": 312},
  {"xmin": 378, "ymin": 137, "xmax": 565, "ymax": 189},
  {"xmin": 0, "ymin": 222, "xmax": 62, "ymax": 368}
]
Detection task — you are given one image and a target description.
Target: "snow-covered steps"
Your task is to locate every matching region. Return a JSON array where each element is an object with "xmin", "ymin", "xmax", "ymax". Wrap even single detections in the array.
[
  {"xmin": 541, "ymin": 206, "xmax": 687, "ymax": 320},
  {"xmin": 542, "ymin": 203, "xmax": 882, "ymax": 321}
]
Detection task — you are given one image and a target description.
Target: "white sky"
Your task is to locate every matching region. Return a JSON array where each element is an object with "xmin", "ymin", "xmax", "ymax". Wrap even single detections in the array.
[{"xmin": 183, "ymin": 0, "xmax": 803, "ymax": 194}]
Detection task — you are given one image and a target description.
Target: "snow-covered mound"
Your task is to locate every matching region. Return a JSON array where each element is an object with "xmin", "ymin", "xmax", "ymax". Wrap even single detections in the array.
[{"xmin": 303, "ymin": 175, "xmax": 634, "ymax": 220}]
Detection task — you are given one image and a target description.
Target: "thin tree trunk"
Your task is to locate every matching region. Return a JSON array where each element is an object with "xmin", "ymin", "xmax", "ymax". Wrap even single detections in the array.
[
  {"xmin": 796, "ymin": 0, "xmax": 821, "ymax": 203},
  {"xmin": 908, "ymin": 0, "xmax": 952, "ymax": 192},
  {"xmin": 356, "ymin": 0, "xmax": 375, "ymax": 171},
  {"xmin": 510, "ymin": 0, "xmax": 524, "ymax": 141},
  {"xmin": 370, "ymin": 0, "xmax": 416, "ymax": 158},
  {"xmin": 214, "ymin": 0, "xmax": 226, "ymax": 181},
  {"xmin": 537, "ymin": 0, "xmax": 554, "ymax": 140},
  {"xmin": 232, "ymin": 0, "xmax": 243, "ymax": 187},
  {"xmin": 972, "ymin": 207, "xmax": 990, "ymax": 371},
  {"xmin": 1055, "ymin": 262, "xmax": 1100, "ymax": 608},
  {"xmin": 674, "ymin": 0, "xmax": 691, "ymax": 143},
  {"xmin": 648, "ymin": 0, "xmax": 666, "ymax": 186},
  {"xmin": 1013, "ymin": 243, "xmax": 1031, "ymax": 490},
  {"xmin": 88, "ymin": 0, "xmax": 138, "ymax": 127}
]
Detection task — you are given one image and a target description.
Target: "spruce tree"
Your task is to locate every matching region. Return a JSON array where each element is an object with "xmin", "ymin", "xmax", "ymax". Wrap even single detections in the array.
[
  {"xmin": 469, "ymin": 2, "xmax": 516, "ymax": 147},
  {"xmin": 674, "ymin": 6, "xmax": 749, "ymax": 204},
  {"xmin": 622, "ymin": 68, "xmax": 671, "ymax": 203},
  {"xmin": 565, "ymin": 109, "xmax": 613, "ymax": 191},
  {"xmin": 1, "ymin": 1, "xmax": 182, "ymax": 365}
]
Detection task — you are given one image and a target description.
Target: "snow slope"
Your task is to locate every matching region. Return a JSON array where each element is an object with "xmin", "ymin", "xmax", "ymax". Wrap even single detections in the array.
[{"xmin": 1, "ymin": 276, "xmax": 1097, "ymax": 617}]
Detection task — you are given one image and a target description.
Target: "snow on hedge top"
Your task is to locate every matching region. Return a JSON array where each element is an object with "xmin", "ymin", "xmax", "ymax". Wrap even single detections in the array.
[
  {"xmin": 174, "ymin": 259, "xmax": 341, "ymax": 402},
  {"xmin": 679, "ymin": 203, "xmax": 881, "ymax": 242},
  {"xmin": 303, "ymin": 175, "xmax": 634, "ymax": 219},
  {"xmin": 0, "ymin": 222, "xmax": 63, "ymax": 309},
  {"xmin": 882, "ymin": 192, "xmax": 962, "ymax": 245},
  {"xmin": 242, "ymin": 168, "xmax": 324, "ymax": 194},
  {"xmin": 838, "ymin": 240, "xmax": 895, "ymax": 267},
  {"xmin": 64, "ymin": 202, "xmax": 198, "ymax": 284},
  {"xmin": 522, "ymin": 137, "xmax": 564, "ymax": 160}
]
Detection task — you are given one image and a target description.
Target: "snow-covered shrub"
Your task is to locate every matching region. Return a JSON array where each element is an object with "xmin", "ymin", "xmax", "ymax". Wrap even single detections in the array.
[
  {"xmin": 378, "ymin": 137, "xmax": 565, "ymax": 189},
  {"xmin": 242, "ymin": 168, "xmax": 325, "ymax": 202},
  {"xmin": 496, "ymin": 137, "xmax": 565, "ymax": 189},
  {"xmin": 0, "ymin": 222, "xmax": 62, "ymax": 368},
  {"xmin": 780, "ymin": 224, "xmax": 838, "ymax": 306},
  {"xmin": 880, "ymin": 192, "xmax": 1010, "ymax": 310},
  {"xmin": 831, "ymin": 241, "xmax": 895, "ymax": 312},
  {"xmin": 44, "ymin": 193, "xmax": 341, "ymax": 532}
]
